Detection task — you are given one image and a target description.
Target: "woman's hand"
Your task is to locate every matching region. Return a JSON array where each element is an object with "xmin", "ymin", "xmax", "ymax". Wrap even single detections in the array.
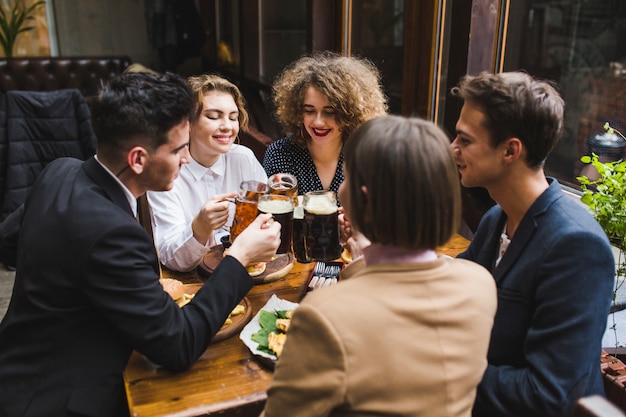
[
  {"xmin": 192, "ymin": 192, "xmax": 236, "ymax": 245},
  {"xmin": 344, "ymin": 232, "xmax": 371, "ymax": 262},
  {"xmin": 338, "ymin": 207, "xmax": 352, "ymax": 245}
]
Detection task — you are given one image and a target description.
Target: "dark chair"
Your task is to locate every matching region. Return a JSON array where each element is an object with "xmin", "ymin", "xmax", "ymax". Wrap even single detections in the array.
[{"xmin": 571, "ymin": 395, "xmax": 626, "ymax": 417}]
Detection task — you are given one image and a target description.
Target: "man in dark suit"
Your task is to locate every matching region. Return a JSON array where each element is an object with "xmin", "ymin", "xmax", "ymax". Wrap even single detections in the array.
[
  {"xmin": 452, "ymin": 71, "xmax": 615, "ymax": 417},
  {"xmin": 0, "ymin": 72, "xmax": 280, "ymax": 416}
]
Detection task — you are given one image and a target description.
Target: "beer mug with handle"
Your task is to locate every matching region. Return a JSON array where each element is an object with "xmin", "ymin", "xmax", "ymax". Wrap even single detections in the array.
[
  {"xmin": 294, "ymin": 191, "xmax": 341, "ymax": 262},
  {"xmin": 230, "ymin": 180, "xmax": 268, "ymax": 243},
  {"xmin": 257, "ymin": 194, "xmax": 294, "ymax": 254}
]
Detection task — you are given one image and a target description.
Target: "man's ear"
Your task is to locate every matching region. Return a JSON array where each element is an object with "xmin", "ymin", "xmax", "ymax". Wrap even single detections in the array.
[
  {"xmin": 504, "ymin": 138, "xmax": 523, "ymax": 160},
  {"xmin": 127, "ymin": 146, "xmax": 148, "ymax": 175}
]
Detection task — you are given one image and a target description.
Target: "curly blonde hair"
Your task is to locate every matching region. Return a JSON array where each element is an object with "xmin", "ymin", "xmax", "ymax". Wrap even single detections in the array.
[
  {"xmin": 272, "ymin": 52, "xmax": 388, "ymax": 147},
  {"xmin": 187, "ymin": 73, "xmax": 249, "ymax": 131}
]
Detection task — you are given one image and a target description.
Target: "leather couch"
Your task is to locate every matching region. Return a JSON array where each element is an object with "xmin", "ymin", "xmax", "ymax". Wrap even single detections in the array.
[{"xmin": 0, "ymin": 56, "xmax": 132, "ymax": 99}]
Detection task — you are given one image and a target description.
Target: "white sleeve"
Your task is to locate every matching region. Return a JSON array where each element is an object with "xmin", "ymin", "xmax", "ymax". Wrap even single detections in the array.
[{"xmin": 147, "ymin": 190, "xmax": 211, "ymax": 272}]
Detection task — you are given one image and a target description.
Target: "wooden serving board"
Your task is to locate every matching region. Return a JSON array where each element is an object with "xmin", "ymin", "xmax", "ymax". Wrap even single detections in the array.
[
  {"xmin": 182, "ymin": 284, "xmax": 253, "ymax": 343},
  {"xmin": 198, "ymin": 246, "xmax": 294, "ymax": 284}
]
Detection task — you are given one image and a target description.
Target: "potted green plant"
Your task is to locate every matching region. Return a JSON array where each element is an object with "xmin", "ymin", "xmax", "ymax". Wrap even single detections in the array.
[
  {"xmin": 578, "ymin": 122, "xmax": 626, "ymax": 351},
  {"xmin": 0, "ymin": 0, "xmax": 45, "ymax": 58}
]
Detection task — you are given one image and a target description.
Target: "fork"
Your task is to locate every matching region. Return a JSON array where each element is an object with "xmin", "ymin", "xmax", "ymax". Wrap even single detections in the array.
[
  {"xmin": 313, "ymin": 262, "xmax": 326, "ymax": 275},
  {"xmin": 309, "ymin": 262, "xmax": 327, "ymax": 289},
  {"xmin": 316, "ymin": 265, "xmax": 341, "ymax": 288}
]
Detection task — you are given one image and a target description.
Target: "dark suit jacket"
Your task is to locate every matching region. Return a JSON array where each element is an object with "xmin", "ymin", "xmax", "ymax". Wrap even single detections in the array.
[
  {"xmin": 459, "ymin": 178, "xmax": 615, "ymax": 417},
  {"xmin": 0, "ymin": 157, "xmax": 253, "ymax": 417}
]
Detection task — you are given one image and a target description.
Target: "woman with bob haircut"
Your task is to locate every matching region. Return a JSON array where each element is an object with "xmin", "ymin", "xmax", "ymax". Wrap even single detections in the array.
[
  {"xmin": 148, "ymin": 74, "xmax": 266, "ymax": 272},
  {"xmin": 262, "ymin": 51, "xmax": 388, "ymax": 197},
  {"xmin": 260, "ymin": 115, "xmax": 497, "ymax": 417}
]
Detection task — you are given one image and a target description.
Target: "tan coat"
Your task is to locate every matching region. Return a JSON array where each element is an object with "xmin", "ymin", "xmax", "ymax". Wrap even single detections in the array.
[{"xmin": 261, "ymin": 256, "xmax": 497, "ymax": 417}]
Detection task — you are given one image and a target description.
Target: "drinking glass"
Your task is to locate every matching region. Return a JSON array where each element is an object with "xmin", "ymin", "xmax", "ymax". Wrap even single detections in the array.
[
  {"xmin": 230, "ymin": 180, "xmax": 268, "ymax": 243},
  {"xmin": 257, "ymin": 194, "xmax": 294, "ymax": 254},
  {"xmin": 295, "ymin": 191, "xmax": 341, "ymax": 262},
  {"xmin": 268, "ymin": 173, "xmax": 298, "ymax": 203}
]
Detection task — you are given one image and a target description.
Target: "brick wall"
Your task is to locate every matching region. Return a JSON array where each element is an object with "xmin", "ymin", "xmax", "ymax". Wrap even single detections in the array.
[{"xmin": 602, "ymin": 349, "xmax": 626, "ymax": 411}]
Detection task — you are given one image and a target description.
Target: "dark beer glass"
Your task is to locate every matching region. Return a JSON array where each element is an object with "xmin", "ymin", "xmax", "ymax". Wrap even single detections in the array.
[
  {"xmin": 230, "ymin": 180, "xmax": 268, "ymax": 243},
  {"xmin": 257, "ymin": 194, "xmax": 294, "ymax": 254},
  {"xmin": 302, "ymin": 191, "xmax": 341, "ymax": 261},
  {"xmin": 292, "ymin": 205, "xmax": 310, "ymax": 263}
]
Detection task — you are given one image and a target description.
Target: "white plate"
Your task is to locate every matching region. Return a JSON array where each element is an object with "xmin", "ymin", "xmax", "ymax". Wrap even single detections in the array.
[{"xmin": 239, "ymin": 294, "xmax": 299, "ymax": 360}]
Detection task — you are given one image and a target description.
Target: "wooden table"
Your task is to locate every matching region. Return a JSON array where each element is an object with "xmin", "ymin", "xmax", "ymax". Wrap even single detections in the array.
[{"xmin": 124, "ymin": 234, "xmax": 470, "ymax": 417}]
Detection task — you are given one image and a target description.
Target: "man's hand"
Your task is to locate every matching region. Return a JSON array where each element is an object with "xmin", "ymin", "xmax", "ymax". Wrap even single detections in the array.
[
  {"xmin": 192, "ymin": 192, "xmax": 236, "ymax": 245},
  {"xmin": 227, "ymin": 213, "xmax": 281, "ymax": 266}
]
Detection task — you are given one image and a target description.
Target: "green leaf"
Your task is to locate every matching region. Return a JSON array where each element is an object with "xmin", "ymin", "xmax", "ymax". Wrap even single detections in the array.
[
  {"xmin": 251, "ymin": 328, "xmax": 272, "ymax": 347},
  {"xmin": 258, "ymin": 310, "xmax": 279, "ymax": 331},
  {"xmin": 251, "ymin": 309, "xmax": 294, "ymax": 356},
  {"xmin": 275, "ymin": 309, "xmax": 291, "ymax": 319}
]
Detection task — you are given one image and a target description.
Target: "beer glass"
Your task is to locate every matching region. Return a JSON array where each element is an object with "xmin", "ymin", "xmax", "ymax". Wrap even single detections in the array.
[
  {"xmin": 292, "ymin": 204, "xmax": 310, "ymax": 262},
  {"xmin": 230, "ymin": 180, "xmax": 268, "ymax": 243},
  {"xmin": 257, "ymin": 194, "xmax": 294, "ymax": 254},
  {"xmin": 268, "ymin": 173, "xmax": 298, "ymax": 202},
  {"xmin": 301, "ymin": 191, "xmax": 341, "ymax": 262}
]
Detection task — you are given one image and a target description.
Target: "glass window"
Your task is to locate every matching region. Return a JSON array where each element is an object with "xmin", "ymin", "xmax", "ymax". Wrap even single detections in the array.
[
  {"xmin": 1, "ymin": 0, "xmax": 51, "ymax": 57},
  {"xmin": 216, "ymin": 0, "xmax": 241, "ymax": 69},
  {"xmin": 259, "ymin": 0, "xmax": 307, "ymax": 83},
  {"xmin": 350, "ymin": 0, "xmax": 405, "ymax": 114},
  {"xmin": 503, "ymin": 0, "xmax": 626, "ymax": 189}
]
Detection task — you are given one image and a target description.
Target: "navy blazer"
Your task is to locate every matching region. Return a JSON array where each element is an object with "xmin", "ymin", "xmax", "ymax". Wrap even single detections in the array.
[
  {"xmin": 459, "ymin": 178, "xmax": 615, "ymax": 417},
  {"xmin": 0, "ymin": 157, "xmax": 253, "ymax": 417}
]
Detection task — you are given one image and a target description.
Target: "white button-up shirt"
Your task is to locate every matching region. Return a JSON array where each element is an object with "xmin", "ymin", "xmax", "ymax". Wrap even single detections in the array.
[{"xmin": 147, "ymin": 145, "xmax": 267, "ymax": 271}]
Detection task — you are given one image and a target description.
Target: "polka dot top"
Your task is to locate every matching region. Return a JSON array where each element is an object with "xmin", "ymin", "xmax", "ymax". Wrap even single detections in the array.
[{"xmin": 263, "ymin": 136, "xmax": 344, "ymax": 197}]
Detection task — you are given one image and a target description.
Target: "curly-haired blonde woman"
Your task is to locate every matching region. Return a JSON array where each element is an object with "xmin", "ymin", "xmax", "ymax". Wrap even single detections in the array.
[{"xmin": 262, "ymin": 52, "xmax": 388, "ymax": 196}]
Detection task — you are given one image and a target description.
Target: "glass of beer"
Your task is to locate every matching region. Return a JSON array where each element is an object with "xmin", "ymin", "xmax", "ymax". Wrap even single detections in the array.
[
  {"xmin": 230, "ymin": 180, "xmax": 268, "ymax": 243},
  {"xmin": 257, "ymin": 194, "xmax": 295, "ymax": 254},
  {"xmin": 268, "ymin": 173, "xmax": 298, "ymax": 202},
  {"xmin": 302, "ymin": 191, "xmax": 341, "ymax": 262},
  {"xmin": 292, "ymin": 204, "xmax": 310, "ymax": 263}
]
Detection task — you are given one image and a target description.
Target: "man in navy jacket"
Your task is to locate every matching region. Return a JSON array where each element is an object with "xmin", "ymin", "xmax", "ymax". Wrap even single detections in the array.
[
  {"xmin": 452, "ymin": 71, "xmax": 614, "ymax": 417},
  {"xmin": 0, "ymin": 72, "xmax": 280, "ymax": 416}
]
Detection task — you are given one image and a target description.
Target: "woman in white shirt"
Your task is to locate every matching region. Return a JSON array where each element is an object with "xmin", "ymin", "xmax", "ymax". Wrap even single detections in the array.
[{"xmin": 148, "ymin": 74, "xmax": 267, "ymax": 271}]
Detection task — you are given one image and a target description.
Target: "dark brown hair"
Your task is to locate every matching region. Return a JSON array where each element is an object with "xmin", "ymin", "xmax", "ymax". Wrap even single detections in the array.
[
  {"xmin": 451, "ymin": 71, "xmax": 564, "ymax": 169},
  {"xmin": 343, "ymin": 115, "xmax": 461, "ymax": 249},
  {"xmin": 92, "ymin": 72, "xmax": 194, "ymax": 161}
]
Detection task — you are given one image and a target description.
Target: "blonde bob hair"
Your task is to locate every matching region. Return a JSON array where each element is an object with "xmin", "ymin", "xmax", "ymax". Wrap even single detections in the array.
[
  {"xmin": 187, "ymin": 73, "xmax": 249, "ymax": 131},
  {"xmin": 343, "ymin": 115, "xmax": 461, "ymax": 249},
  {"xmin": 272, "ymin": 51, "xmax": 388, "ymax": 147}
]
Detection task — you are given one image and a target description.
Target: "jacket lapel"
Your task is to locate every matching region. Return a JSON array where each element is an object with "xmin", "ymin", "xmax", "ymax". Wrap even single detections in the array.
[{"xmin": 493, "ymin": 178, "xmax": 561, "ymax": 284}]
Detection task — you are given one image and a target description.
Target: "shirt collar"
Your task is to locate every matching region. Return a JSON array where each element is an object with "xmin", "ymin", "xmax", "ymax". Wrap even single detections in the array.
[
  {"xmin": 188, "ymin": 154, "xmax": 226, "ymax": 180},
  {"xmin": 363, "ymin": 243, "xmax": 437, "ymax": 266},
  {"xmin": 94, "ymin": 155, "xmax": 138, "ymax": 217}
]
